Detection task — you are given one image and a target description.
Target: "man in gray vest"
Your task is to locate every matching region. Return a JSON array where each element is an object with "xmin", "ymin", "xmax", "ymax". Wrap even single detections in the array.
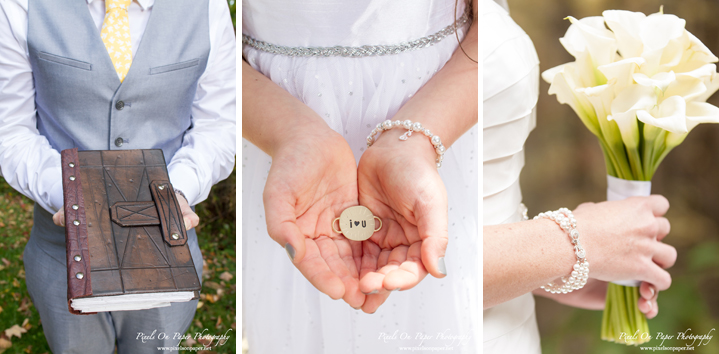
[{"xmin": 0, "ymin": 0, "xmax": 236, "ymax": 352}]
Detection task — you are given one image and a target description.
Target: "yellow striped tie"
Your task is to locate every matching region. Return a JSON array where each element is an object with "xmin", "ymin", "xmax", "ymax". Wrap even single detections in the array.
[{"xmin": 100, "ymin": 0, "xmax": 133, "ymax": 82}]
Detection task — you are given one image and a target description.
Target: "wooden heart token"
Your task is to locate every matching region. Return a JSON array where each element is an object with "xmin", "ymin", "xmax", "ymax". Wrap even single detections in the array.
[{"xmin": 332, "ymin": 206, "xmax": 382, "ymax": 241}]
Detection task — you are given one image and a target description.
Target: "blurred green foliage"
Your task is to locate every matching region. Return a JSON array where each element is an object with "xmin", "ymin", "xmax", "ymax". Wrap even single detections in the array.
[
  {"xmin": 228, "ymin": 0, "xmax": 236, "ymax": 29},
  {"xmin": 509, "ymin": 0, "xmax": 719, "ymax": 353},
  {"xmin": 0, "ymin": 181, "xmax": 48, "ymax": 353}
]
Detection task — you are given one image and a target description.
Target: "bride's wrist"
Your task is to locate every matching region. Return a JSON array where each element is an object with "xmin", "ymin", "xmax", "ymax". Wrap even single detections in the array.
[
  {"xmin": 534, "ymin": 217, "xmax": 588, "ymax": 287},
  {"xmin": 371, "ymin": 127, "xmax": 437, "ymax": 167},
  {"xmin": 272, "ymin": 118, "xmax": 341, "ymax": 155}
]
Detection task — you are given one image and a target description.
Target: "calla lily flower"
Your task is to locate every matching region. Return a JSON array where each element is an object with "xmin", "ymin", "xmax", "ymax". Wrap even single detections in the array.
[
  {"xmin": 666, "ymin": 102, "xmax": 719, "ymax": 147},
  {"xmin": 561, "ymin": 16, "xmax": 617, "ymax": 68},
  {"xmin": 632, "ymin": 71, "xmax": 675, "ymax": 92},
  {"xmin": 599, "ymin": 57, "xmax": 645, "ymax": 94},
  {"xmin": 544, "ymin": 63, "xmax": 601, "ymax": 135},
  {"xmin": 609, "ymin": 84, "xmax": 656, "ymax": 148},
  {"xmin": 636, "ymin": 95, "xmax": 688, "ymax": 133},
  {"xmin": 602, "ymin": 10, "xmax": 646, "ymax": 58}
]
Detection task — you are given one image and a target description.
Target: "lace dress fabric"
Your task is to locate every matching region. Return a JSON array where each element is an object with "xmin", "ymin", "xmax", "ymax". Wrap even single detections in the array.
[
  {"xmin": 242, "ymin": 1, "xmax": 478, "ymax": 353},
  {"xmin": 482, "ymin": 0, "xmax": 542, "ymax": 353}
]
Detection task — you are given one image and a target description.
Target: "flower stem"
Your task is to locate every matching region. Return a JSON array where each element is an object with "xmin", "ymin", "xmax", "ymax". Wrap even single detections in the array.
[{"xmin": 603, "ymin": 283, "xmax": 650, "ymax": 345}]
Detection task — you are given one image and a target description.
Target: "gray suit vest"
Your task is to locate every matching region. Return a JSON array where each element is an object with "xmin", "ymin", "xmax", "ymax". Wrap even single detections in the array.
[{"xmin": 28, "ymin": 0, "xmax": 210, "ymax": 161}]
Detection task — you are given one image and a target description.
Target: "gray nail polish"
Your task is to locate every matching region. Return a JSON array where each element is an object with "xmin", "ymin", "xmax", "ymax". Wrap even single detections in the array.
[
  {"xmin": 438, "ymin": 257, "xmax": 447, "ymax": 275},
  {"xmin": 285, "ymin": 243, "xmax": 295, "ymax": 262},
  {"xmin": 393, "ymin": 287, "xmax": 401, "ymax": 292},
  {"xmin": 368, "ymin": 289, "xmax": 378, "ymax": 295}
]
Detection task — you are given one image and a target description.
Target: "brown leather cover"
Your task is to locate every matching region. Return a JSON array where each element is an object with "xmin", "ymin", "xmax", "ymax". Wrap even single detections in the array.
[
  {"xmin": 61, "ymin": 148, "xmax": 93, "ymax": 315},
  {"xmin": 61, "ymin": 149, "xmax": 200, "ymax": 315}
]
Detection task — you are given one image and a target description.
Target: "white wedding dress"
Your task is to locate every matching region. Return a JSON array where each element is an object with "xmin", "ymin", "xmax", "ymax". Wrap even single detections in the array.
[
  {"xmin": 242, "ymin": 1, "xmax": 478, "ymax": 353},
  {"xmin": 483, "ymin": 0, "xmax": 542, "ymax": 353}
]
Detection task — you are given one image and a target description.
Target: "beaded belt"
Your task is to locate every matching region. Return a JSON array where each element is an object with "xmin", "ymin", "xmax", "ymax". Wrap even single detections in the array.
[{"xmin": 241, "ymin": 10, "xmax": 471, "ymax": 58}]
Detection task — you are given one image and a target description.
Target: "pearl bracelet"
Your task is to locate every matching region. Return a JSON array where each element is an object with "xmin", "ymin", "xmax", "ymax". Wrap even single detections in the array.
[
  {"xmin": 366, "ymin": 119, "xmax": 446, "ymax": 168},
  {"xmin": 533, "ymin": 208, "xmax": 589, "ymax": 294}
]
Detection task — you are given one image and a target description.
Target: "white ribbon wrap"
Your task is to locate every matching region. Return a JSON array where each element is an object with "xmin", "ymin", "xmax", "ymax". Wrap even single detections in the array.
[{"xmin": 606, "ymin": 175, "xmax": 652, "ymax": 287}]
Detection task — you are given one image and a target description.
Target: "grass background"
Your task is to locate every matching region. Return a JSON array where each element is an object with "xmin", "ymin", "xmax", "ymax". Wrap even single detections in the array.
[
  {"xmin": 0, "ymin": 1, "xmax": 237, "ymax": 353},
  {"xmin": 507, "ymin": 0, "xmax": 719, "ymax": 352}
]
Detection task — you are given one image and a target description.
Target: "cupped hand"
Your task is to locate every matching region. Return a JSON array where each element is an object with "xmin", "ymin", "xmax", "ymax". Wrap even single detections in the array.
[
  {"xmin": 573, "ymin": 196, "xmax": 677, "ymax": 294},
  {"xmin": 356, "ymin": 129, "xmax": 448, "ymax": 313},
  {"xmin": 263, "ymin": 125, "xmax": 365, "ymax": 308}
]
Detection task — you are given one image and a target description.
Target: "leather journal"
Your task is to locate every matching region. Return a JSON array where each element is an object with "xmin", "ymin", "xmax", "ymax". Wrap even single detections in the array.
[{"xmin": 61, "ymin": 148, "xmax": 200, "ymax": 315}]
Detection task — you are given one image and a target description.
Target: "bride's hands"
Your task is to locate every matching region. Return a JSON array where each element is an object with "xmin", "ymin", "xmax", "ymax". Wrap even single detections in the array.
[
  {"xmin": 262, "ymin": 124, "xmax": 365, "ymax": 309},
  {"xmin": 572, "ymin": 196, "xmax": 677, "ymax": 294},
  {"xmin": 356, "ymin": 129, "xmax": 448, "ymax": 313}
]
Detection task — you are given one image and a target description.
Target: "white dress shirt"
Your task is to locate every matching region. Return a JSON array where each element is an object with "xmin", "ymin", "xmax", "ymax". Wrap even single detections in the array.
[{"xmin": 0, "ymin": 0, "xmax": 236, "ymax": 213}]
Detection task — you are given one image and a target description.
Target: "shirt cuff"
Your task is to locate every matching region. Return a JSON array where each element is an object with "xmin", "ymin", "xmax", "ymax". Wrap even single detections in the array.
[
  {"xmin": 168, "ymin": 163, "xmax": 200, "ymax": 206},
  {"xmin": 43, "ymin": 179, "xmax": 64, "ymax": 215}
]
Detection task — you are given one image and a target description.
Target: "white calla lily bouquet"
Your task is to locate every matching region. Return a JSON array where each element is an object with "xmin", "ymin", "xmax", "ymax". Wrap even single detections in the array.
[{"xmin": 542, "ymin": 7, "xmax": 719, "ymax": 345}]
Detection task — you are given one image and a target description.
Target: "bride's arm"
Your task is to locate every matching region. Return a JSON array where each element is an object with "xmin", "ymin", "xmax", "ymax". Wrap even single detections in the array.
[
  {"xmin": 484, "ymin": 218, "xmax": 578, "ymax": 308},
  {"xmin": 484, "ymin": 196, "xmax": 676, "ymax": 310},
  {"xmin": 385, "ymin": 0, "xmax": 478, "ymax": 147},
  {"xmin": 242, "ymin": 60, "xmax": 334, "ymax": 154}
]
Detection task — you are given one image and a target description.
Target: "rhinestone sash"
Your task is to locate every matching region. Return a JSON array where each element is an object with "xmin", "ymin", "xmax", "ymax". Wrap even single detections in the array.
[{"xmin": 241, "ymin": 10, "xmax": 471, "ymax": 58}]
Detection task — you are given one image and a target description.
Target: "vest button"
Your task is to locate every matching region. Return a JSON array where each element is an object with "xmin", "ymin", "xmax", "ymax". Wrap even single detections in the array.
[
  {"xmin": 115, "ymin": 138, "xmax": 124, "ymax": 147},
  {"xmin": 115, "ymin": 101, "xmax": 125, "ymax": 110}
]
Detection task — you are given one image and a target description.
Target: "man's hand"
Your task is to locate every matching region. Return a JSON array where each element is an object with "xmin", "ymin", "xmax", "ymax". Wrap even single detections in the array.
[
  {"xmin": 52, "ymin": 191, "xmax": 199, "ymax": 230},
  {"xmin": 176, "ymin": 192, "xmax": 199, "ymax": 230},
  {"xmin": 52, "ymin": 208, "xmax": 65, "ymax": 227}
]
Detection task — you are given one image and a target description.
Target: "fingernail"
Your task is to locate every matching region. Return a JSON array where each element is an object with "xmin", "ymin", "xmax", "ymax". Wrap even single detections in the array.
[
  {"xmin": 393, "ymin": 287, "xmax": 401, "ymax": 292},
  {"xmin": 647, "ymin": 300, "xmax": 653, "ymax": 312},
  {"xmin": 352, "ymin": 306, "xmax": 361, "ymax": 310},
  {"xmin": 649, "ymin": 286, "xmax": 655, "ymax": 298},
  {"xmin": 285, "ymin": 243, "xmax": 295, "ymax": 262},
  {"xmin": 364, "ymin": 289, "xmax": 378, "ymax": 295},
  {"xmin": 438, "ymin": 257, "xmax": 447, "ymax": 275}
]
